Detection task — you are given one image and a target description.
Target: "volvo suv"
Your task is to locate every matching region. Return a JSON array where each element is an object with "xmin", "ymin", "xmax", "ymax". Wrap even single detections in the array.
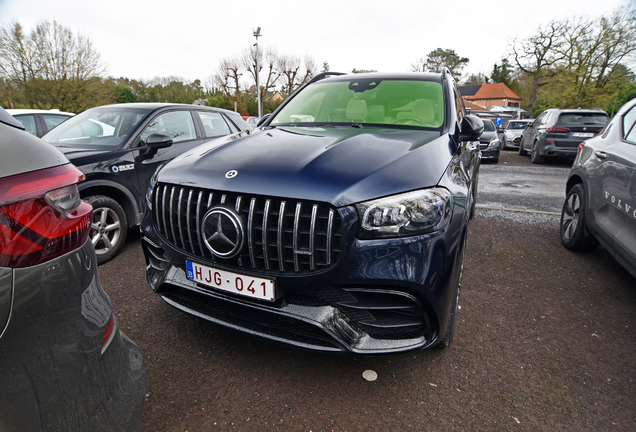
[
  {"xmin": 560, "ymin": 98, "xmax": 636, "ymax": 279},
  {"xmin": 140, "ymin": 71, "xmax": 483, "ymax": 354}
]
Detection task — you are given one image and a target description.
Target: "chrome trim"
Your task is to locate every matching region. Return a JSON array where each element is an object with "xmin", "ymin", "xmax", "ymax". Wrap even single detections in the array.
[{"xmin": 278, "ymin": 201, "xmax": 286, "ymax": 272}]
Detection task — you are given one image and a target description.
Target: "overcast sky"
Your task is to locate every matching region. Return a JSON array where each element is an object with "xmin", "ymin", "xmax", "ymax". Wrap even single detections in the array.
[{"xmin": 1, "ymin": 0, "xmax": 634, "ymax": 86}]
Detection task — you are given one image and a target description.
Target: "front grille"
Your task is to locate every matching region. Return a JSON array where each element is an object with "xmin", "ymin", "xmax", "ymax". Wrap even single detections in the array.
[{"xmin": 152, "ymin": 183, "xmax": 342, "ymax": 275}]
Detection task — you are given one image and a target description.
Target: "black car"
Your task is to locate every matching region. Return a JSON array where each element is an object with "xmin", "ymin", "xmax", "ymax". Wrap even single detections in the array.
[
  {"xmin": 560, "ymin": 98, "xmax": 636, "ymax": 279},
  {"xmin": 478, "ymin": 119, "xmax": 501, "ymax": 163},
  {"xmin": 140, "ymin": 71, "xmax": 483, "ymax": 354},
  {"xmin": 42, "ymin": 103, "xmax": 251, "ymax": 263},
  {"xmin": 519, "ymin": 108, "xmax": 609, "ymax": 164},
  {"xmin": 7, "ymin": 108, "xmax": 74, "ymax": 137},
  {"xmin": 0, "ymin": 107, "xmax": 145, "ymax": 431}
]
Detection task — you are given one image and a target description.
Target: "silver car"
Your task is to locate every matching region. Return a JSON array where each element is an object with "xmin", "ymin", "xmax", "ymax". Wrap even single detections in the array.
[
  {"xmin": 502, "ymin": 119, "xmax": 533, "ymax": 150},
  {"xmin": 0, "ymin": 108, "xmax": 145, "ymax": 431}
]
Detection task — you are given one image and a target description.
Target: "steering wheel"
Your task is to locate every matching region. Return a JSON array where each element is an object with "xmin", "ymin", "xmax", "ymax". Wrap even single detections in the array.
[{"xmin": 394, "ymin": 116, "xmax": 424, "ymax": 125}]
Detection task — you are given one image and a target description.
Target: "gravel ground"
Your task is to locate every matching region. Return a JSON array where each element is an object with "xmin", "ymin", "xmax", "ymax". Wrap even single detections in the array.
[{"xmin": 97, "ymin": 150, "xmax": 636, "ymax": 431}]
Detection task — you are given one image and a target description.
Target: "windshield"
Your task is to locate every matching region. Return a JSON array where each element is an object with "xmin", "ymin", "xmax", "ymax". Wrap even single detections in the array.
[
  {"xmin": 43, "ymin": 106, "xmax": 151, "ymax": 147},
  {"xmin": 506, "ymin": 121, "xmax": 531, "ymax": 130},
  {"xmin": 272, "ymin": 78, "xmax": 445, "ymax": 129},
  {"xmin": 483, "ymin": 121, "xmax": 495, "ymax": 132}
]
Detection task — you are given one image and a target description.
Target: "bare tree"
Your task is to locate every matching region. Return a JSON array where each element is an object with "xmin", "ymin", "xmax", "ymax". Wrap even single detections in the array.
[
  {"xmin": 214, "ymin": 57, "xmax": 242, "ymax": 98},
  {"xmin": 510, "ymin": 20, "xmax": 567, "ymax": 114},
  {"xmin": 0, "ymin": 20, "xmax": 107, "ymax": 111},
  {"xmin": 279, "ymin": 55, "xmax": 316, "ymax": 96},
  {"xmin": 242, "ymin": 46, "xmax": 282, "ymax": 102}
]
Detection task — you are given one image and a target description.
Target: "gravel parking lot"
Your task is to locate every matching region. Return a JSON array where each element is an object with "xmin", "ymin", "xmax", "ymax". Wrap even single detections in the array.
[{"xmin": 98, "ymin": 150, "xmax": 636, "ymax": 431}]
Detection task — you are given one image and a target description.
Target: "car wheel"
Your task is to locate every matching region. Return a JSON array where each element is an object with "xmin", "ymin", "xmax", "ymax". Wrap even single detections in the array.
[
  {"xmin": 518, "ymin": 141, "xmax": 528, "ymax": 156},
  {"xmin": 560, "ymin": 184, "xmax": 599, "ymax": 252},
  {"xmin": 530, "ymin": 141, "xmax": 546, "ymax": 164},
  {"xmin": 439, "ymin": 234, "xmax": 466, "ymax": 348},
  {"xmin": 492, "ymin": 157, "xmax": 499, "ymax": 164},
  {"xmin": 86, "ymin": 195, "xmax": 128, "ymax": 264}
]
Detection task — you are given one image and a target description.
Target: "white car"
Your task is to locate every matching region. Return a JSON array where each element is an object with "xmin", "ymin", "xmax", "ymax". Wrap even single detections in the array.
[
  {"xmin": 502, "ymin": 119, "xmax": 533, "ymax": 150},
  {"xmin": 7, "ymin": 108, "xmax": 74, "ymax": 137}
]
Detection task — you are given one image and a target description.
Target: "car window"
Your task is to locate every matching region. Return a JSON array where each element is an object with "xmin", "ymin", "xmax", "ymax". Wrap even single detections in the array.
[
  {"xmin": 44, "ymin": 107, "xmax": 148, "ymax": 147},
  {"xmin": 42, "ymin": 114, "xmax": 70, "ymax": 132},
  {"xmin": 482, "ymin": 120, "xmax": 495, "ymax": 131},
  {"xmin": 271, "ymin": 78, "xmax": 445, "ymax": 129},
  {"xmin": 196, "ymin": 111, "xmax": 233, "ymax": 137},
  {"xmin": 507, "ymin": 121, "xmax": 530, "ymax": 130},
  {"xmin": 622, "ymin": 105, "xmax": 636, "ymax": 143},
  {"xmin": 558, "ymin": 112, "xmax": 609, "ymax": 126},
  {"xmin": 14, "ymin": 115, "xmax": 37, "ymax": 135},
  {"xmin": 140, "ymin": 111, "xmax": 196, "ymax": 145}
]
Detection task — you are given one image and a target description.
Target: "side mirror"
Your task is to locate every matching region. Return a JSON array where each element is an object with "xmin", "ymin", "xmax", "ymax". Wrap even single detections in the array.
[
  {"xmin": 459, "ymin": 115, "xmax": 484, "ymax": 141},
  {"xmin": 146, "ymin": 133, "xmax": 173, "ymax": 149},
  {"xmin": 256, "ymin": 113, "xmax": 271, "ymax": 127}
]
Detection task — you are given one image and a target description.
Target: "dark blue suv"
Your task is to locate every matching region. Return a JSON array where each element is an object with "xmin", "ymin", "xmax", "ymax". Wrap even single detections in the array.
[{"xmin": 141, "ymin": 71, "xmax": 483, "ymax": 353}]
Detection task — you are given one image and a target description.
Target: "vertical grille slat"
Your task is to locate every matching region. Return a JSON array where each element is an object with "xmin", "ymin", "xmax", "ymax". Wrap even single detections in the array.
[
  {"xmin": 152, "ymin": 184, "xmax": 341, "ymax": 275},
  {"xmin": 186, "ymin": 190, "xmax": 194, "ymax": 254},
  {"xmin": 278, "ymin": 201, "xmax": 286, "ymax": 272},
  {"xmin": 309, "ymin": 204, "xmax": 318, "ymax": 271},
  {"xmin": 262, "ymin": 199, "xmax": 271, "ymax": 271},
  {"xmin": 247, "ymin": 197, "xmax": 256, "ymax": 269}
]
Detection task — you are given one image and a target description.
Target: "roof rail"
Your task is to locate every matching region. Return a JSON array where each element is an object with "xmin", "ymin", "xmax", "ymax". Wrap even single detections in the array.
[{"xmin": 307, "ymin": 72, "xmax": 346, "ymax": 85}]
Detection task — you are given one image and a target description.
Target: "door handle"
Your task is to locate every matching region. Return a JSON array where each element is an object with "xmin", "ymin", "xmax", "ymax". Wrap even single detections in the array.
[{"xmin": 594, "ymin": 151, "xmax": 608, "ymax": 160}]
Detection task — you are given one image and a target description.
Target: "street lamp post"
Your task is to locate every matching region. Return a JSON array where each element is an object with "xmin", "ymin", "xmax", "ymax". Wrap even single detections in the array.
[{"xmin": 253, "ymin": 27, "xmax": 262, "ymax": 118}]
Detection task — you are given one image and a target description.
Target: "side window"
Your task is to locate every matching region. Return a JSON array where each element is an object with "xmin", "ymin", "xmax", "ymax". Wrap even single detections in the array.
[
  {"xmin": 140, "ymin": 111, "xmax": 196, "ymax": 145},
  {"xmin": 14, "ymin": 115, "xmax": 37, "ymax": 136},
  {"xmin": 533, "ymin": 112, "xmax": 546, "ymax": 127},
  {"xmin": 196, "ymin": 111, "xmax": 232, "ymax": 137},
  {"xmin": 42, "ymin": 114, "xmax": 71, "ymax": 132},
  {"xmin": 623, "ymin": 105, "xmax": 636, "ymax": 143}
]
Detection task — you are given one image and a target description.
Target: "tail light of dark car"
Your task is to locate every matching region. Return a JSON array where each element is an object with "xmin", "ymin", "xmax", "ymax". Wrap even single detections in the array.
[
  {"xmin": 546, "ymin": 127, "xmax": 571, "ymax": 133},
  {"xmin": 0, "ymin": 164, "xmax": 92, "ymax": 268}
]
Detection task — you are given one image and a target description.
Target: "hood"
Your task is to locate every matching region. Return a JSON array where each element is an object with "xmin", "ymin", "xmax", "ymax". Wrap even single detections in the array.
[
  {"xmin": 479, "ymin": 130, "xmax": 498, "ymax": 142},
  {"xmin": 158, "ymin": 126, "xmax": 454, "ymax": 207}
]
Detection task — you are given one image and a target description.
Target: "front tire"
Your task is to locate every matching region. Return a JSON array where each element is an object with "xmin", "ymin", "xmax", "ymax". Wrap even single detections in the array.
[
  {"xmin": 86, "ymin": 195, "xmax": 128, "ymax": 264},
  {"xmin": 560, "ymin": 184, "xmax": 599, "ymax": 251}
]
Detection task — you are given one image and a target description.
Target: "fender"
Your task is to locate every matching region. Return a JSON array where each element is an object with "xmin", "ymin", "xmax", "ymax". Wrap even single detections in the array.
[{"xmin": 78, "ymin": 179, "xmax": 143, "ymax": 227}]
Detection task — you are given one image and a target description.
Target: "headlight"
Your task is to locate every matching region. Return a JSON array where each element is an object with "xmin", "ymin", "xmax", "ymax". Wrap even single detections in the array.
[
  {"xmin": 488, "ymin": 138, "xmax": 500, "ymax": 149},
  {"xmin": 356, "ymin": 188, "xmax": 452, "ymax": 239},
  {"xmin": 504, "ymin": 131, "xmax": 514, "ymax": 138}
]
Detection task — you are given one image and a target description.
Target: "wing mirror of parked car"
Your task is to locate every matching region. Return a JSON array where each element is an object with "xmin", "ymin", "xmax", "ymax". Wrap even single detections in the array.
[
  {"xmin": 257, "ymin": 114, "xmax": 271, "ymax": 127},
  {"xmin": 146, "ymin": 133, "xmax": 174, "ymax": 149},
  {"xmin": 459, "ymin": 115, "xmax": 484, "ymax": 141}
]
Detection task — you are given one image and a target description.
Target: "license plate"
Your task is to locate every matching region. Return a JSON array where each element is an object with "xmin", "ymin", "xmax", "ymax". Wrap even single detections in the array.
[
  {"xmin": 572, "ymin": 132, "xmax": 594, "ymax": 137},
  {"xmin": 186, "ymin": 260, "xmax": 275, "ymax": 301}
]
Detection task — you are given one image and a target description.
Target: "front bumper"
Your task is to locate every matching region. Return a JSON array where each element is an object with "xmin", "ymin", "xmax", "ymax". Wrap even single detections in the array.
[{"xmin": 141, "ymin": 204, "xmax": 467, "ymax": 354}]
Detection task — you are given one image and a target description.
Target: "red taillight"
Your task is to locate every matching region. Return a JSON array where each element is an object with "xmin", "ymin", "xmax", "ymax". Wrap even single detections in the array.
[
  {"xmin": 546, "ymin": 126, "xmax": 570, "ymax": 133},
  {"xmin": 578, "ymin": 143, "xmax": 585, "ymax": 153},
  {"xmin": 0, "ymin": 164, "xmax": 92, "ymax": 268}
]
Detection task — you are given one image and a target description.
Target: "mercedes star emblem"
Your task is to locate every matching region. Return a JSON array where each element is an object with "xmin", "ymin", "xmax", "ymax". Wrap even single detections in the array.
[
  {"xmin": 201, "ymin": 207, "xmax": 244, "ymax": 258},
  {"xmin": 225, "ymin": 170, "xmax": 238, "ymax": 179}
]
